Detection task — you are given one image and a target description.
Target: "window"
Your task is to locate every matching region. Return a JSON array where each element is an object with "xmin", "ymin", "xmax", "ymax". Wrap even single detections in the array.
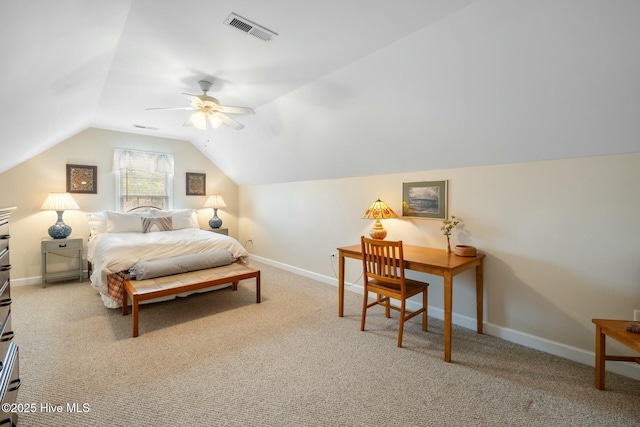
[{"xmin": 113, "ymin": 149, "xmax": 174, "ymax": 211}]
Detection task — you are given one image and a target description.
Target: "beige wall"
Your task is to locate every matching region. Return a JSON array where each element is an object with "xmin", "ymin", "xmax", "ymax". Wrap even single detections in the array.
[
  {"xmin": 0, "ymin": 128, "xmax": 239, "ymax": 280},
  {"xmin": 239, "ymin": 152, "xmax": 640, "ymax": 376}
]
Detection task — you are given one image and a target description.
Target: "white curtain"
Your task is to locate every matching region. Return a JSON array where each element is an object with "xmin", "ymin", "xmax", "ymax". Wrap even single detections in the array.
[{"xmin": 112, "ymin": 149, "xmax": 174, "ymax": 175}]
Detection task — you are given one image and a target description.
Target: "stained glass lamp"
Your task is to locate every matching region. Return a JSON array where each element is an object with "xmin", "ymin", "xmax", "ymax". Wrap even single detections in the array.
[{"xmin": 361, "ymin": 199, "xmax": 397, "ymax": 240}]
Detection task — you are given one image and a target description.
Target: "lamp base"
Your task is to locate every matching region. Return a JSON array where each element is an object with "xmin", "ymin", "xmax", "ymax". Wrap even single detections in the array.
[
  {"xmin": 369, "ymin": 219, "xmax": 387, "ymax": 240},
  {"xmin": 48, "ymin": 222, "xmax": 72, "ymax": 239},
  {"xmin": 209, "ymin": 208, "xmax": 222, "ymax": 229}
]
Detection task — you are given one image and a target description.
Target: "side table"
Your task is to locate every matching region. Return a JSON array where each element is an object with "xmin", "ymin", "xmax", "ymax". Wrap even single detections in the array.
[
  {"xmin": 208, "ymin": 228, "xmax": 228, "ymax": 235},
  {"xmin": 41, "ymin": 237, "xmax": 83, "ymax": 287}
]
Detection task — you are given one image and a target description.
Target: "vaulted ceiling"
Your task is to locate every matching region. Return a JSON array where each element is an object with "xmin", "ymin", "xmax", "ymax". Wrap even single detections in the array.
[{"xmin": 2, "ymin": 1, "xmax": 639, "ymax": 186}]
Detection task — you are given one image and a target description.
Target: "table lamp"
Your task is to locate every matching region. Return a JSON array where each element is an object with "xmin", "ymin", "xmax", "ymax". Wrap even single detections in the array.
[
  {"xmin": 40, "ymin": 192, "xmax": 80, "ymax": 239},
  {"xmin": 361, "ymin": 199, "xmax": 397, "ymax": 240},
  {"xmin": 204, "ymin": 195, "xmax": 227, "ymax": 229}
]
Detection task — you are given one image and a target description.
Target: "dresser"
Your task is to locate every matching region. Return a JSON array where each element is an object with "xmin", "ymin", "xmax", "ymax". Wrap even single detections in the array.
[{"xmin": 0, "ymin": 207, "xmax": 19, "ymax": 426}]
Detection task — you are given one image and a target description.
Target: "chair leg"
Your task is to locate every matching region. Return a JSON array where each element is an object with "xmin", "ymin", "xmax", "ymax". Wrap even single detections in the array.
[
  {"xmin": 385, "ymin": 295, "xmax": 391, "ymax": 318},
  {"xmin": 397, "ymin": 300, "xmax": 406, "ymax": 347},
  {"xmin": 423, "ymin": 288, "xmax": 428, "ymax": 332},
  {"xmin": 361, "ymin": 288, "xmax": 369, "ymax": 332}
]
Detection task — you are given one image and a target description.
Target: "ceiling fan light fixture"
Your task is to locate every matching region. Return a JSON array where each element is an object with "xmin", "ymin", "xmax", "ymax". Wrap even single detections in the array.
[
  {"xmin": 208, "ymin": 114, "xmax": 223, "ymax": 129},
  {"xmin": 153, "ymin": 80, "xmax": 253, "ymax": 131},
  {"xmin": 185, "ymin": 111, "xmax": 208, "ymax": 130}
]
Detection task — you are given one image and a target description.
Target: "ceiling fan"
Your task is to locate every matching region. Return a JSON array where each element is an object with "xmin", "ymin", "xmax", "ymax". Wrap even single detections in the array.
[{"xmin": 146, "ymin": 80, "xmax": 254, "ymax": 130}]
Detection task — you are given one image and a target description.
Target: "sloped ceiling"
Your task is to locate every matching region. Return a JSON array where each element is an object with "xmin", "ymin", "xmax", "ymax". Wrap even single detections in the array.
[{"xmin": 1, "ymin": 0, "xmax": 639, "ymax": 186}]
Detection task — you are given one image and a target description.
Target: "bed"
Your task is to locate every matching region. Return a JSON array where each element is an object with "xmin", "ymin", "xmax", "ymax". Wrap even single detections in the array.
[{"xmin": 86, "ymin": 208, "xmax": 250, "ymax": 308}]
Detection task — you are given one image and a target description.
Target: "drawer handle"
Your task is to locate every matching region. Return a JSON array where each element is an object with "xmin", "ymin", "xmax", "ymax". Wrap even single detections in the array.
[
  {"xmin": 0, "ymin": 264, "xmax": 11, "ymax": 271},
  {"xmin": 0, "ymin": 234, "xmax": 9, "ymax": 240},
  {"xmin": 58, "ymin": 244, "xmax": 67, "ymax": 248},
  {"xmin": 1, "ymin": 331, "xmax": 14, "ymax": 342},
  {"xmin": 8, "ymin": 378, "xmax": 21, "ymax": 392},
  {"xmin": 0, "ymin": 298, "xmax": 11, "ymax": 307}
]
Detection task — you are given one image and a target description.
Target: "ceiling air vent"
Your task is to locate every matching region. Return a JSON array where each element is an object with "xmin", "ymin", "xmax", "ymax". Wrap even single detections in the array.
[
  {"xmin": 223, "ymin": 13, "xmax": 278, "ymax": 42},
  {"xmin": 132, "ymin": 124, "xmax": 158, "ymax": 131}
]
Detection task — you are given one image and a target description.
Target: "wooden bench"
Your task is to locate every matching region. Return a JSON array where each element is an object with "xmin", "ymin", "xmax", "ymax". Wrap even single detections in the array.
[
  {"xmin": 122, "ymin": 263, "xmax": 260, "ymax": 337},
  {"xmin": 592, "ymin": 318, "xmax": 640, "ymax": 390}
]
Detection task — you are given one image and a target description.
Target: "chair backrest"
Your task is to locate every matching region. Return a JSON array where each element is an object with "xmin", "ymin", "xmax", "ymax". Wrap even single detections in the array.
[{"xmin": 361, "ymin": 236, "xmax": 406, "ymax": 288}]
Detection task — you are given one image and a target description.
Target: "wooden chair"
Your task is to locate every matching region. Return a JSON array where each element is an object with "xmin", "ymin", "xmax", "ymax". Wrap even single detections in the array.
[{"xmin": 360, "ymin": 236, "xmax": 429, "ymax": 347}]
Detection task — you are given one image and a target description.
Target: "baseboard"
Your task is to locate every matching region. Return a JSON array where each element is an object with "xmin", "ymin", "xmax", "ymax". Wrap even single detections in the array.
[
  {"xmin": 250, "ymin": 254, "xmax": 640, "ymax": 381},
  {"xmin": 11, "ymin": 271, "xmax": 89, "ymax": 287}
]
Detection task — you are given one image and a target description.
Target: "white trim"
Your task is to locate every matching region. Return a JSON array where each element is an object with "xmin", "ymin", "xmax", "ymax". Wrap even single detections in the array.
[{"xmin": 250, "ymin": 254, "xmax": 640, "ymax": 381}]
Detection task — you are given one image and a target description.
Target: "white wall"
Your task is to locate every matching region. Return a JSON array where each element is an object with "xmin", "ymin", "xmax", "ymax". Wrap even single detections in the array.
[
  {"xmin": 239, "ymin": 152, "xmax": 640, "ymax": 376},
  {"xmin": 0, "ymin": 128, "xmax": 239, "ymax": 281}
]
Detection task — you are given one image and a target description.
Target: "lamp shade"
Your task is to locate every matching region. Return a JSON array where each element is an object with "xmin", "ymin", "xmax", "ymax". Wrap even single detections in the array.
[
  {"xmin": 362, "ymin": 199, "xmax": 397, "ymax": 240},
  {"xmin": 361, "ymin": 199, "xmax": 397, "ymax": 220},
  {"xmin": 40, "ymin": 193, "xmax": 80, "ymax": 211},
  {"xmin": 204, "ymin": 195, "xmax": 227, "ymax": 209}
]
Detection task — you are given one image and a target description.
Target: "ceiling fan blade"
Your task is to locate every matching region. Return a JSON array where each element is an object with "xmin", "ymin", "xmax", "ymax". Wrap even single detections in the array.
[
  {"xmin": 218, "ymin": 105, "xmax": 254, "ymax": 115},
  {"xmin": 216, "ymin": 112, "xmax": 245, "ymax": 130},
  {"xmin": 146, "ymin": 107, "xmax": 196, "ymax": 111}
]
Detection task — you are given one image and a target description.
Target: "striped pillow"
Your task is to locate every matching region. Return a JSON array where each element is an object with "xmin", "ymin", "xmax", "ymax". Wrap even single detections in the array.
[{"xmin": 141, "ymin": 216, "xmax": 173, "ymax": 233}]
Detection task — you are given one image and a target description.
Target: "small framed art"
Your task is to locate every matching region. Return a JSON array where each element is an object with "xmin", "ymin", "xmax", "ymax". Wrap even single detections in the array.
[
  {"xmin": 66, "ymin": 164, "xmax": 97, "ymax": 194},
  {"xmin": 186, "ymin": 172, "xmax": 206, "ymax": 196},
  {"xmin": 402, "ymin": 180, "xmax": 448, "ymax": 219}
]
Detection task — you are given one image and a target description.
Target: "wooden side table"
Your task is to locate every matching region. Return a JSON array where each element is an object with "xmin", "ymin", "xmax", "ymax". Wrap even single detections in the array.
[
  {"xmin": 592, "ymin": 318, "xmax": 640, "ymax": 390},
  {"xmin": 41, "ymin": 237, "xmax": 83, "ymax": 287}
]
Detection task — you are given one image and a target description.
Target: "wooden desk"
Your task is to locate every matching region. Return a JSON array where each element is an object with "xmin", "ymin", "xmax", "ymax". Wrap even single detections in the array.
[
  {"xmin": 337, "ymin": 244, "xmax": 485, "ymax": 362},
  {"xmin": 592, "ymin": 318, "xmax": 640, "ymax": 390}
]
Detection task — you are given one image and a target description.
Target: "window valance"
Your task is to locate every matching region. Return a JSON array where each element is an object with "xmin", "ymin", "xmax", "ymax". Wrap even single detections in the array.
[{"xmin": 112, "ymin": 149, "xmax": 174, "ymax": 175}]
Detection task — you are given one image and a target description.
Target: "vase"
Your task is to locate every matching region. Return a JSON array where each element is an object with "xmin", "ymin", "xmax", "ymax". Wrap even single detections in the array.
[{"xmin": 446, "ymin": 236, "xmax": 451, "ymax": 253}]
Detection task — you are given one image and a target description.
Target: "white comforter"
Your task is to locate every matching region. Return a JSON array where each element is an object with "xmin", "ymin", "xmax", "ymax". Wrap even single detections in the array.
[{"xmin": 88, "ymin": 229, "xmax": 249, "ymax": 308}]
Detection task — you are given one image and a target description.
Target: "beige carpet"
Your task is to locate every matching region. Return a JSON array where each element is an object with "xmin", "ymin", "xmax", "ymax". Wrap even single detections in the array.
[{"xmin": 9, "ymin": 261, "xmax": 640, "ymax": 426}]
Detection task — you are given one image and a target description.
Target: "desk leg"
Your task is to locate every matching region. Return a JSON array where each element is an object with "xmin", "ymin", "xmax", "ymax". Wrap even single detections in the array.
[
  {"xmin": 476, "ymin": 262, "xmax": 484, "ymax": 334},
  {"xmin": 338, "ymin": 252, "xmax": 345, "ymax": 317},
  {"xmin": 595, "ymin": 324, "xmax": 605, "ymax": 390},
  {"xmin": 444, "ymin": 271, "xmax": 453, "ymax": 363}
]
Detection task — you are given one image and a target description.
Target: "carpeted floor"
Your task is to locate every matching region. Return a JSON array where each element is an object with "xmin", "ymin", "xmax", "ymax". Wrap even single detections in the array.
[{"xmin": 8, "ymin": 261, "xmax": 640, "ymax": 426}]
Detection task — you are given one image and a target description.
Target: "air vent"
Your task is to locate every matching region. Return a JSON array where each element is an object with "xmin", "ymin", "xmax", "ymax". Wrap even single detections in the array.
[
  {"xmin": 132, "ymin": 124, "xmax": 158, "ymax": 131},
  {"xmin": 223, "ymin": 13, "xmax": 278, "ymax": 42}
]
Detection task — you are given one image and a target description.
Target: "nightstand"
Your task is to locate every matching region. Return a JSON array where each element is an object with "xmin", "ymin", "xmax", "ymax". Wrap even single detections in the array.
[
  {"xmin": 208, "ymin": 228, "xmax": 228, "ymax": 235},
  {"xmin": 41, "ymin": 237, "xmax": 83, "ymax": 287}
]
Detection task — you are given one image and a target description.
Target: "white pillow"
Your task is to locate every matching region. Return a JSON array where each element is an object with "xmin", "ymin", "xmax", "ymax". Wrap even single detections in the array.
[
  {"xmin": 87, "ymin": 211, "xmax": 108, "ymax": 236},
  {"xmin": 106, "ymin": 211, "xmax": 145, "ymax": 233},
  {"xmin": 153, "ymin": 209, "xmax": 198, "ymax": 230}
]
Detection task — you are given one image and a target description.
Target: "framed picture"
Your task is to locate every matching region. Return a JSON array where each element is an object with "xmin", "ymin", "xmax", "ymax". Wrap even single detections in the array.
[
  {"xmin": 186, "ymin": 172, "xmax": 206, "ymax": 196},
  {"xmin": 402, "ymin": 180, "xmax": 448, "ymax": 219},
  {"xmin": 66, "ymin": 164, "xmax": 97, "ymax": 194}
]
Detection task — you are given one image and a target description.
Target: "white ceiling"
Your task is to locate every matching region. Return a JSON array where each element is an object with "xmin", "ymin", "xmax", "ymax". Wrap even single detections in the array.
[{"xmin": 2, "ymin": 0, "xmax": 639, "ymax": 186}]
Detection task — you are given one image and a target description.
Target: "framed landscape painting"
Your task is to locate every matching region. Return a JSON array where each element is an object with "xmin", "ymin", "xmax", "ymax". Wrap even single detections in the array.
[{"xmin": 402, "ymin": 180, "xmax": 447, "ymax": 219}]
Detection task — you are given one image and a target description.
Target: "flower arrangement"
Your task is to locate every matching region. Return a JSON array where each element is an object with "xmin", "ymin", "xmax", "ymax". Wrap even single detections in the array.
[
  {"xmin": 441, "ymin": 215, "xmax": 460, "ymax": 236},
  {"xmin": 441, "ymin": 215, "xmax": 460, "ymax": 253}
]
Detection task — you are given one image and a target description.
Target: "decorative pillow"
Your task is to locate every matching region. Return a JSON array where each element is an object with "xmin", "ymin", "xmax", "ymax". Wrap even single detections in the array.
[
  {"xmin": 106, "ymin": 211, "xmax": 145, "ymax": 233},
  {"xmin": 141, "ymin": 216, "xmax": 173, "ymax": 233},
  {"xmin": 87, "ymin": 211, "xmax": 108, "ymax": 236},
  {"xmin": 152, "ymin": 209, "xmax": 198, "ymax": 230}
]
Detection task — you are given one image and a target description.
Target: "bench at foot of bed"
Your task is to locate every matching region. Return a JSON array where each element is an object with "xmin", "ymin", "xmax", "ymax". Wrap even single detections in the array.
[{"xmin": 122, "ymin": 262, "xmax": 261, "ymax": 337}]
